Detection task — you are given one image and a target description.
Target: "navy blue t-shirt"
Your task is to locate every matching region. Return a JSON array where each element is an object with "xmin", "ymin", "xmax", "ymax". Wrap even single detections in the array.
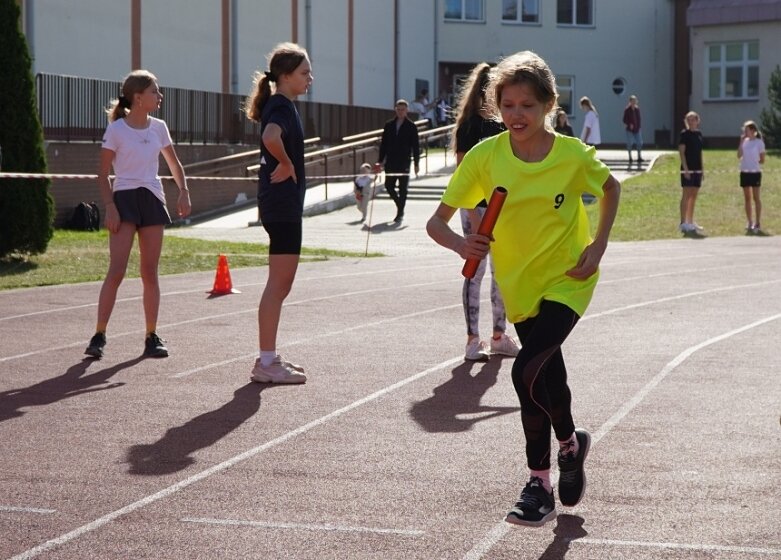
[{"xmin": 258, "ymin": 94, "xmax": 306, "ymax": 223}]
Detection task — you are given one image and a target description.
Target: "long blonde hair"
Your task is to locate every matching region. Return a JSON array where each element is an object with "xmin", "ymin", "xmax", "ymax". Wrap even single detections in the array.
[
  {"xmin": 106, "ymin": 70, "xmax": 157, "ymax": 122},
  {"xmin": 245, "ymin": 42, "xmax": 309, "ymax": 123},
  {"xmin": 449, "ymin": 62, "xmax": 492, "ymax": 153},
  {"xmin": 485, "ymin": 51, "xmax": 558, "ymax": 127}
]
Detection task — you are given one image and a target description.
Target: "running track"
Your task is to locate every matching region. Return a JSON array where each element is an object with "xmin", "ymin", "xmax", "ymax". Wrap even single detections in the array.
[{"xmin": 1, "ymin": 234, "xmax": 780, "ymax": 559}]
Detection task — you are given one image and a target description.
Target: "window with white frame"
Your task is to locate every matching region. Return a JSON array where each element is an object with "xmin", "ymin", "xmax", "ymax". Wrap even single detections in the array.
[
  {"xmin": 557, "ymin": 0, "xmax": 593, "ymax": 26},
  {"xmin": 445, "ymin": 0, "xmax": 484, "ymax": 22},
  {"xmin": 705, "ymin": 41, "xmax": 759, "ymax": 100},
  {"xmin": 556, "ymin": 75, "xmax": 574, "ymax": 115},
  {"xmin": 502, "ymin": 0, "xmax": 540, "ymax": 23}
]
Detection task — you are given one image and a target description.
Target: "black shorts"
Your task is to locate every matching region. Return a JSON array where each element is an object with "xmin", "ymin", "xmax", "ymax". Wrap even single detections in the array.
[
  {"xmin": 681, "ymin": 171, "xmax": 703, "ymax": 188},
  {"xmin": 114, "ymin": 187, "xmax": 171, "ymax": 227},
  {"xmin": 740, "ymin": 172, "xmax": 762, "ymax": 187},
  {"xmin": 262, "ymin": 221, "xmax": 302, "ymax": 255}
]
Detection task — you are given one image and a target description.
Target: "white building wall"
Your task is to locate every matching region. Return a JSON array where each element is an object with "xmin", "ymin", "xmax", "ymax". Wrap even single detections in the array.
[
  {"xmin": 352, "ymin": 0, "xmax": 395, "ymax": 109},
  {"xmin": 396, "ymin": 0, "xmax": 437, "ymax": 104},
  {"xmin": 234, "ymin": 1, "xmax": 291, "ymax": 98},
  {"xmin": 28, "ymin": 0, "xmax": 131, "ymax": 81},
  {"xmin": 437, "ymin": 0, "xmax": 674, "ymax": 145},
  {"xmin": 306, "ymin": 1, "xmax": 349, "ymax": 105},
  {"xmin": 689, "ymin": 22, "xmax": 781, "ymax": 139},
  {"xmin": 141, "ymin": 0, "xmax": 221, "ymax": 92}
]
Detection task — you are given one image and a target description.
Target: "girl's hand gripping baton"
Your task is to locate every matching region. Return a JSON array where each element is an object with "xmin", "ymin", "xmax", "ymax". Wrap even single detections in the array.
[{"xmin": 461, "ymin": 186, "xmax": 507, "ymax": 279}]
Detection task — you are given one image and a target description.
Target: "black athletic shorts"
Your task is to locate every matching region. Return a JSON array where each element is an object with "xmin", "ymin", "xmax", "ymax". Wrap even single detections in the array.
[
  {"xmin": 262, "ymin": 221, "xmax": 303, "ymax": 255},
  {"xmin": 740, "ymin": 172, "xmax": 762, "ymax": 187},
  {"xmin": 114, "ymin": 187, "xmax": 171, "ymax": 227},
  {"xmin": 681, "ymin": 171, "xmax": 703, "ymax": 188}
]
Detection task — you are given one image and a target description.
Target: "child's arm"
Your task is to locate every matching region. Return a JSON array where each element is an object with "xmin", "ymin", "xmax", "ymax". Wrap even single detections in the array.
[
  {"xmin": 566, "ymin": 174, "xmax": 621, "ymax": 280},
  {"xmin": 97, "ymin": 148, "xmax": 119, "ymax": 233},
  {"xmin": 262, "ymin": 124, "xmax": 296, "ymax": 183},
  {"xmin": 162, "ymin": 145, "xmax": 192, "ymax": 218},
  {"xmin": 427, "ymin": 202, "xmax": 490, "ymax": 261}
]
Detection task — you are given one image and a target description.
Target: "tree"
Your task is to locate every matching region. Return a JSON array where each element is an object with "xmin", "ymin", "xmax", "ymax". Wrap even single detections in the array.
[
  {"xmin": 0, "ymin": 0, "xmax": 54, "ymax": 258},
  {"xmin": 760, "ymin": 65, "xmax": 781, "ymax": 149}
]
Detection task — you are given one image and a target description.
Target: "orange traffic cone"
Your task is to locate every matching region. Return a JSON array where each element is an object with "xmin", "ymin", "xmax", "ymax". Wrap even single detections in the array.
[{"xmin": 209, "ymin": 254, "xmax": 241, "ymax": 296}]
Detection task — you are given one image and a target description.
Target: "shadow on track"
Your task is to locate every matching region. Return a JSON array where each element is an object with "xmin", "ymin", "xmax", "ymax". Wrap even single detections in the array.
[
  {"xmin": 126, "ymin": 382, "xmax": 283, "ymax": 475},
  {"xmin": 0, "ymin": 357, "xmax": 142, "ymax": 423},
  {"xmin": 409, "ymin": 358, "xmax": 518, "ymax": 433}
]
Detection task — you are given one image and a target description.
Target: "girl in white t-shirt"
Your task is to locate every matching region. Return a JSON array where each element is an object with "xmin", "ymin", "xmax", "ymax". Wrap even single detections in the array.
[
  {"xmin": 579, "ymin": 96, "xmax": 601, "ymax": 146},
  {"xmin": 737, "ymin": 120, "xmax": 767, "ymax": 235},
  {"xmin": 84, "ymin": 70, "xmax": 191, "ymax": 360}
]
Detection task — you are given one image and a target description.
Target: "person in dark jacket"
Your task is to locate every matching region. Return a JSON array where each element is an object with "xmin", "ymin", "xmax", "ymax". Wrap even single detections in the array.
[
  {"xmin": 375, "ymin": 100, "xmax": 420, "ymax": 223},
  {"xmin": 622, "ymin": 94, "xmax": 642, "ymax": 164}
]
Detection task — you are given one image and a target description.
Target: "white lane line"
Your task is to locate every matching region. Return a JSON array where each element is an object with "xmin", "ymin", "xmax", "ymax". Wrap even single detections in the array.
[
  {"xmin": 172, "ymin": 302, "xmax": 463, "ymax": 378},
  {"xmin": 462, "ymin": 311, "xmax": 781, "ymax": 559},
  {"xmin": 581, "ymin": 278, "xmax": 781, "ymax": 322},
  {"xmin": 573, "ymin": 537, "xmax": 781, "ymax": 556},
  {"xmin": 0, "ymin": 505, "xmax": 56, "ymax": 514},
  {"xmin": 0, "ymin": 263, "xmax": 454, "ymax": 322},
  {"xmin": 181, "ymin": 517, "xmax": 424, "ymax": 537},
  {"xmin": 8, "ymin": 356, "xmax": 463, "ymax": 560},
  {"xmin": 0, "ymin": 278, "xmax": 460, "ymax": 364}
]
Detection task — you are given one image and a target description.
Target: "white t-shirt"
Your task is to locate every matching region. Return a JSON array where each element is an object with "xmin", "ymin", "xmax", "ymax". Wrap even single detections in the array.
[
  {"xmin": 580, "ymin": 110, "xmax": 601, "ymax": 145},
  {"xmin": 101, "ymin": 117, "xmax": 173, "ymax": 202},
  {"xmin": 740, "ymin": 137, "xmax": 765, "ymax": 172}
]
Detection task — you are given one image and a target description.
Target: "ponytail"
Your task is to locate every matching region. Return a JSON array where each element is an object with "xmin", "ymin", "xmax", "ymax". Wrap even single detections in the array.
[
  {"xmin": 245, "ymin": 73, "xmax": 273, "ymax": 122},
  {"xmin": 105, "ymin": 70, "xmax": 157, "ymax": 122}
]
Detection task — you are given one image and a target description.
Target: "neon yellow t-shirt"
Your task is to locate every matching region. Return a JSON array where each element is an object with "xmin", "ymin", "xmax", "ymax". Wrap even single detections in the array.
[{"xmin": 442, "ymin": 132, "xmax": 609, "ymax": 322}]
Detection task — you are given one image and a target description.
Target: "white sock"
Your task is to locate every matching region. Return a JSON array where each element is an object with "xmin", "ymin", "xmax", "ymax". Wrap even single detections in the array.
[
  {"xmin": 260, "ymin": 350, "xmax": 277, "ymax": 367},
  {"xmin": 529, "ymin": 469, "xmax": 552, "ymax": 493},
  {"xmin": 558, "ymin": 433, "xmax": 579, "ymax": 457}
]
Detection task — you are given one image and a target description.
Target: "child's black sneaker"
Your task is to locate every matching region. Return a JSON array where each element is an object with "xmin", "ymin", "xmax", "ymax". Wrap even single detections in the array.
[
  {"xmin": 504, "ymin": 477, "xmax": 556, "ymax": 528},
  {"xmin": 144, "ymin": 332, "xmax": 169, "ymax": 358},
  {"xmin": 84, "ymin": 332, "xmax": 107, "ymax": 358},
  {"xmin": 558, "ymin": 428, "xmax": 591, "ymax": 507}
]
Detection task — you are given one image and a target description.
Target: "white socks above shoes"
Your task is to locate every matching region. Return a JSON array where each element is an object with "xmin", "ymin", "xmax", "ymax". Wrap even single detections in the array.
[{"xmin": 260, "ymin": 350, "xmax": 277, "ymax": 367}]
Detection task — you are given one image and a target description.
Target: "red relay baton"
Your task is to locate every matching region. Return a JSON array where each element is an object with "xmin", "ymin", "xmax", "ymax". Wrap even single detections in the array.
[{"xmin": 461, "ymin": 186, "xmax": 508, "ymax": 279}]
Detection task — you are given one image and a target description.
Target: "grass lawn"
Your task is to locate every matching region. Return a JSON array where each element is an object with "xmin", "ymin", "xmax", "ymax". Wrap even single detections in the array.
[
  {"xmin": 0, "ymin": 232, "xmax": 369, "ymax": 291},
  {"xmin": 587, "ymin": 149, "xmax": 780, "ymax": 240},
  {"xmin": 1, "ymin": 149, "xmax": 776, "ymax": 290}
]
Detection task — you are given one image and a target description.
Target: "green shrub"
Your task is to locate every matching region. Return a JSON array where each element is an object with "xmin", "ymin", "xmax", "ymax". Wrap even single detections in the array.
[{"xmin": 0, "ymin": 0, "xmax": 54, "ymax": 257}]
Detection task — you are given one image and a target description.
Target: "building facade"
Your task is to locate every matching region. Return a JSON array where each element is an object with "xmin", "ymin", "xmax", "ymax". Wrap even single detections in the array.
[{"xmin": 18, "ymin": 0, "xmax": 781, "ymax": 145}]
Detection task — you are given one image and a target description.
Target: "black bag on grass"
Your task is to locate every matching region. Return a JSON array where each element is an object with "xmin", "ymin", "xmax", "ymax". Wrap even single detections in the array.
[{"xmin": 67, "ymin": 201, "xmax": 100, "ymax": 231}]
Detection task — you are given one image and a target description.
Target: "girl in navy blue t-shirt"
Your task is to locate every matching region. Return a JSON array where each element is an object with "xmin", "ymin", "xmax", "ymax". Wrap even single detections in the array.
[{"xmin": 245, "ymin": 42, "xmax": 313, "ymax": 384}]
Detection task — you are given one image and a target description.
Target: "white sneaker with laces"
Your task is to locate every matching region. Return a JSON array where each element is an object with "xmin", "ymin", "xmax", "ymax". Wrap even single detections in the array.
[
  {"xmin": 251, "ymin": 357, "xmax": 307, "ymax": 384},
  {"xmin": 464, "ymin": 339, "xmax": 490, "ymax": 361},
  {"xmin": 490, "ymin": 333, "xmax": 521, "ymax": 357}
]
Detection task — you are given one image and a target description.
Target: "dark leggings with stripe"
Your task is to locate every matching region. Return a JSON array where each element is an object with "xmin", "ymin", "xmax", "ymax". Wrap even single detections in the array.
[{"xmin": 512, "ymin": 300, "xmax": 580, "ymax": 471}]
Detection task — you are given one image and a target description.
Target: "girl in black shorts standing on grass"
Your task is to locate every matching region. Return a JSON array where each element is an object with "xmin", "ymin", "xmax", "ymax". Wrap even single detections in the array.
[
  {"xmin": 737, "ymin": 120, "xmax": 767, "ymax": 235},
  {"xmin": 85, "ymin": 70, "xmax": 191, "ymax": 359},
  {"xmin": 678, "ymin": 111, "xmax": 705, "ymax": 238},
  {"xmin": 245, "ymin": 43, "xmax": 313, "ymax": 384}
]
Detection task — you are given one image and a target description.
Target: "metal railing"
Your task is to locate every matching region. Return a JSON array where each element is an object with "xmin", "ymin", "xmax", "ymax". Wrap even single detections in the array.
[{"xmin": 35, "ymin": 73, "xmax": 393, "ymax": 145}]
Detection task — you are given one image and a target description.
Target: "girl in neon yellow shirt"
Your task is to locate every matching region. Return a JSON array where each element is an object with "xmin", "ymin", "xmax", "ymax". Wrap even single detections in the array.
[{"xmin": 427, "ymin": 51, "xmax": 620, "ymax": 528}]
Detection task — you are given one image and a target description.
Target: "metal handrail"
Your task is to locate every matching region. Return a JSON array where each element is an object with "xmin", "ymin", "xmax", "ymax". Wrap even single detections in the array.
[{"xmin": 184, "ymin": 137, "xmax": 321, "ymax": 173}]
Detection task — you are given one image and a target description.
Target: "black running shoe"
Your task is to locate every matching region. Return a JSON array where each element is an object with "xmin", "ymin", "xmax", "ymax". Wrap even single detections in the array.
[
  {"xmin": 84, "ymin": 332, "xmax": 106, "ymax": 358},
  {"xmin": 558, "ymin": 428, "xmax": 591, "ymax": 507},
  {"xmin": 505, "ymin": 477, "xmax": 556, "ymax": 528},
  {"xmin": 144, "ymin": 332, "xmax": 169, "ymax": 358}
]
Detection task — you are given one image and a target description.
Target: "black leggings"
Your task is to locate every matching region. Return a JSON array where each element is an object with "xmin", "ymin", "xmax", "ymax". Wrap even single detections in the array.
[{"xmin": 512, "ymin": 300, "xmax": 580, "ymax": 471}]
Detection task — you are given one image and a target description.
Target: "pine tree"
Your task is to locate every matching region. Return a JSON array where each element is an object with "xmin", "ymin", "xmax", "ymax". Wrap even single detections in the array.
[
  {"xmin": 760, "ymin": 65, "xmax": 781, "ymax": 149},
  {"xmin": 0, "ymin": 0, "xmax": 54, "ymax": 258}
]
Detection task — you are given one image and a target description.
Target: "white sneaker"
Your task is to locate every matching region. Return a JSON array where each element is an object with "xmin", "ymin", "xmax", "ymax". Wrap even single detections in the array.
[
  {"xmin": 490, "ymin": 333, "xmax": 521, "ymax": 357},
  {"xmin": 465, "ymin": 339, "xmax": 490, "ymax": 361},
  {"xmin": 251, "ymin": 357, "xmax": 307, "ymax": 384},
  {"xmin": 279, "ymin": 355, "xmax": 305, "ymax": 373}
]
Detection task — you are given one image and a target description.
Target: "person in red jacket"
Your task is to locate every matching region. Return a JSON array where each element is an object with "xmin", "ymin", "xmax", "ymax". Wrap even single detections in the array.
[{"xmin": 622, "ymin": 94, "xmax": 643, "ymax": 164}]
